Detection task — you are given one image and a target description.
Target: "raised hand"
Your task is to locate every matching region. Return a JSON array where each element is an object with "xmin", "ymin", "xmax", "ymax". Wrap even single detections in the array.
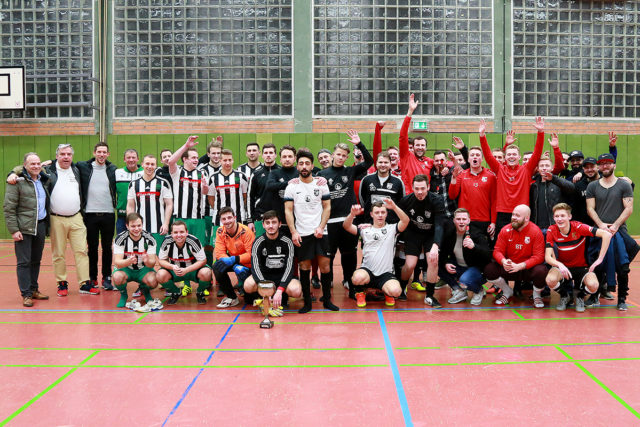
[
  {"xmin": 408, "ymin": 93, "xmax": 419, "ymax": 113},
  {"xmin": 452, "ymin": 136, "xmax": 465, "ymax": 150},
  {"xmin": 350, "ymin": 204, "xmax": 364, "ymax": 216},
  {"xmin": 346, "ymin": 129, "xmax": 361, "ymax": 145},
  {"xmin": 377, "ymin": 121, "xmax": 386, "ymax": 129},
  {"xmin": 186, "ymin": 135, "xmax": 199, "ymax": 148},
  {"xmin": 533, "ymin": 116, "xmax": 545, "ymax": 132},
  {"xmin": 383, "ymin": 198, "xmax": 396, "ymax": 211},
  {"xmin": 609, "ymin": 131, "xmax": 617, "ymax": 147},
  {"xmin": 478, "ymin": 119, "xmax": 486, "ymax": 137},
  {"xmin": 548, "ymin": 132, "xmax": 559, "ymax": 148},
  {"xmin": 505, "ymin": 130, "xmax": 517, "ymax": 147}
]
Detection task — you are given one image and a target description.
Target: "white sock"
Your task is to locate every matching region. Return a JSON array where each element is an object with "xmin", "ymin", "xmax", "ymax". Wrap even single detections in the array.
[{"xmin": 533, "ymin": 287, "xmax": 543, "ymax": 299}]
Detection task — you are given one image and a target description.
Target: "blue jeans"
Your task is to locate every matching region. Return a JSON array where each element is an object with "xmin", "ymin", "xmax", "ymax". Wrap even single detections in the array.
[
  {"xmin": 439, "ymin": 263, "xmax": 485, "ymax": 293},
  {"xmin": 116, "ymin": 215, "xmax": 127, "ymax": 235}
]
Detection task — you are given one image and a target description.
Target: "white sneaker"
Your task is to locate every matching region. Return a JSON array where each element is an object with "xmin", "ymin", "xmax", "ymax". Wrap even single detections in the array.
[
  {"xmin": 447, "ymin": 289, "xmax": 467, "ymax": 304},
  {"xmin": 125, "ymin": 300, "xmax": 142, "ymax": 311},
  {"xmin": 217, "ymin": 297, "xmax": 240, "ymax": 308},
  {"xmin": 470, "ymin": 292, "xmax": 483, "ymax": 306},
  {"xmin": 147, "ymin": 298, "xmax": 164, "ymax": 311},
  {"xmin": 134, "ymin": 303, "xmax": 151, "ymax": 313}
]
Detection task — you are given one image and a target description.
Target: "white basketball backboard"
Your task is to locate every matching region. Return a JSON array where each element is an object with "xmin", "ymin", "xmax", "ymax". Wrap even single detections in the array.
[{"xmin": 0, "ymin": 66, "xmax": 26, "ymax": 110}]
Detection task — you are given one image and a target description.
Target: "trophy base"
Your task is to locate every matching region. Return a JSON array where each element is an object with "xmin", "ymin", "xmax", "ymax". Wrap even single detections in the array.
[{"xmin": 260, "ymin": 318, "xmax": 274, "ymax": 329}]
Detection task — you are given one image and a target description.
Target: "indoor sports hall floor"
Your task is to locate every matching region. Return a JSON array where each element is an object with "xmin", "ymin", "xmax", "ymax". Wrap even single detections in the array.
[{"xmin": 1, "ymin": 242, "xmax": 639, "ymax": 426}]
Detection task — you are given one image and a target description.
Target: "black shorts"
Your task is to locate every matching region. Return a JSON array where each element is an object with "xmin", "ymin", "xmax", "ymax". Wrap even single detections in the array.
[
  {"xmin": 297, "ymin": 234, "xmax": 331, "ymax": 261},
  {"xmin": 560, "ymin": 266, "xmax": 589, "ymax": 288},
  {"xmin": 359, "ymin": 267, "xmax": 397, "ymax": 290},
  {"xmin": 327, "ymin": 222, "xmax": 359, "ymax": 254},
  {"xmin": 403, "ymin": 230, "xmax": 435, "ymax": 257}
]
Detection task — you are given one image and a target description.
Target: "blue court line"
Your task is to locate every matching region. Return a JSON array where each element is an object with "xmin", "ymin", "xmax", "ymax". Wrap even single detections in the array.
[
  {"xmin": 162, "ymin": 306, "xmax": 245, "ymax": 426},
  {"xmin": 377, "ymin": 310, "xmax": 413, "ymax": 426}
]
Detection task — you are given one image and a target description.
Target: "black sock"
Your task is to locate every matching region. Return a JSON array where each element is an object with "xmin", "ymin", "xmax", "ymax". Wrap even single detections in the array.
[
  {"xmin": 425, "ymin": 281, "xmax": 436, "ymax": 298},
  {"xmin": 354, "ymin": 284, "xmax": 366, "ymax": 294},
  {"xmin": 321, "ymin": 272, "xmax": 339, "ymax": 311},
  {"xmin": 281, "ymin": 292, "xmax": 289, "ymax": 308},
  {"xmin": 298, "ymin": 269, "xmax": 312, "ymax": 314},
  {"xmin": 400, "ymin": 279, "xmax": 408, "ymax": 295}
]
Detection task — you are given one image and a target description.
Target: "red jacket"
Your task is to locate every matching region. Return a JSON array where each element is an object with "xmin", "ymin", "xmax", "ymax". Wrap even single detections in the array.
[
  {"xmin": 448, "ymin": 167, "xmax": 497, "ymax": 223},
  {"xmin": 493, "ymin": 221, "xmax": 545, "ymax": 269},
  {"xmin": 399, "ymin": 116, "xmax": 433, "ymax": 194},
  {"xmin": 480, "ymin": 131, "xmax": 544, "ymax": 213}
]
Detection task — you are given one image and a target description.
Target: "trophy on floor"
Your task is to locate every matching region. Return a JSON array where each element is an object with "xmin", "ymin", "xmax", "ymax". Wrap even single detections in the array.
[{"xmin": 257, "ymin": 280, "xmax": 276, "ymax": 329}]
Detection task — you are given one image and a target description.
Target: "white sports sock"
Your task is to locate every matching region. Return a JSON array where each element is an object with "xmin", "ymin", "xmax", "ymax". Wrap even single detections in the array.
[{"xmin": 489, "ymin": 277, "xmax": 512, "ymax": 298}]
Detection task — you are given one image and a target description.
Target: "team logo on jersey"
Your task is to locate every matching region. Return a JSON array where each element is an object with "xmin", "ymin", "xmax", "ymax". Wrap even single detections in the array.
[
  {"xmin": 425, "ymin": 211, "xmax": 431, "ymax": 218},
  {"xmin": 369, "ymin": 184, "xmax": 377, "ymax": 191},
  {"xmin": 305, "ymin": 196, "xmax": 311, "ymax": 202},
  {"xmin": 473, "ymin": 183, "xmax": 479, "ymax": 187},
  {"xmin": 417, "ymin": 216, "xmax": 424, "ymax": 223},
  {"xmin": 335, "ymin": 183, "xmax": 343, "ymax": 190},
  {"xmin": 342, "ymin": 176, "xmax": 348, "ymax": 183},
  {"xmin": 482, "ymin": 176, "xmax": 487, "ymax": 182},
  {"xmin": 381, "ymin": 228, "xmax": 387, "ymax": 234},
  {"xmin": 572, "ymin": 233, "xmax": 578, "ymax": 239},
  {"xmin": 525, "ymin": 237, "xmax": 530, "ymax": 244},
  {"xmin": 276, "ymin": 246, "xmax": 281, "ymax": 254},
  {"xmin": 328, "ymin": 178, "xmax": 334, "ymax": 185},
  {"xmin": 314, "ymin": 189, "xmax": 320, "ymax": 197},
  {"xmin": 262, "ymin": 248, "xmax": 268, "ymax": 256},
  {"xmin": 373, "ymin": 234, "xmax": 380, "ymax": 240},
  {"xmin": 386, "ymin": 183, "xmax": 393, "ymax": 189},
  {"xmin": 409, "ymin": 209, "xmax": 415, "ymax": 215}
]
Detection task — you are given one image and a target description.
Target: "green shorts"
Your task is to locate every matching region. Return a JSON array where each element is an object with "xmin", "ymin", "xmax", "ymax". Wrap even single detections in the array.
[
  {"xmin": 152, "ymin": 233, "xmax": 167, "ymax": 250},
  {"xmin": 253, "ymin": 220, "xmax": 265, "ymax": 237},
  {"xmin": 164, "ymin": 266, "xmax": 211, "ymax": 283},
  {"xmin": 174, "ymin": 217, "xmax": 207, "ymax": 246},
  {"xmin": 113, "ymin": 266, "xmax": 155, "ymax": 283}
]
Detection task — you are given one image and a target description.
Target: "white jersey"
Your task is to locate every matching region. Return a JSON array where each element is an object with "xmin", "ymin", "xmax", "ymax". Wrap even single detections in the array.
[
  {"xmin": 113, "ymin": 230, "xmax": 157, "ymax": 270},
  {"xmin": 283, "ymin": 178, "xmax": 330, "ymax": 237},
  {"xmin": 127, "ymin": 176, "xmax": 173, "ymax": 233},
  {"xmin": 359, "ymin": 223, "xmax": 398, "ymax": 276}
]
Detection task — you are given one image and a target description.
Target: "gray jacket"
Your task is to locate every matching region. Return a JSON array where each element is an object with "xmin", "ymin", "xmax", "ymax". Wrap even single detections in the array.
[{"xmin": 4, "ymin": 168, "xmax": 51, "ymax": 236}]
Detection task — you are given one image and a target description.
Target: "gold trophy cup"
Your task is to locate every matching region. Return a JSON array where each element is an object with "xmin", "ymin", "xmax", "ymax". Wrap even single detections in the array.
[{"xmin": 257, "ymin": 280, "xmax": 276, "ymax": 329}]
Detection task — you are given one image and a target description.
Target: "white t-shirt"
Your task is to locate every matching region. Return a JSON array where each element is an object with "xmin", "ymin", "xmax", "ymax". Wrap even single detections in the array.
[
  {"xmin": 50, "ymin": 164, "xmax": 81, "ymax": 215},
  {"xmin": 283, "ymin": 178, "xmax": 330, "ymax": 237},
  {"xmin": 359, "ymin": 223, "xmax": 398, "ymax": 276}
]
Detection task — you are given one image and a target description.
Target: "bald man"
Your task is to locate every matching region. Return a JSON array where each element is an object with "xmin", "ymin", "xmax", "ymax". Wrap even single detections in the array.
[{"xmin": 483, "ymin": 204, "xmax": 547, "ymax": 305}]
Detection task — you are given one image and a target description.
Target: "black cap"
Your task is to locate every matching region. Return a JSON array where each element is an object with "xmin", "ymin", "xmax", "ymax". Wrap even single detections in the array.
[
  {"xmin": 582, "ymin": 157, "xmax": 597, "ymax": 166},
  {"xmin": 596, "ymin": 153, "xmax": 615, "ymax": 164},
  {"xmin": 569, "ymin": 150, "xmax": 584, "ymax": 160}
]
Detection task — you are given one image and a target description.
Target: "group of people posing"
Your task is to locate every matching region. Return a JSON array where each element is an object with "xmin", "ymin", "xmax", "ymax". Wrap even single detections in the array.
[{"xmin": 4, "ymin": 94, "xmax": 637, "ymax": 316}]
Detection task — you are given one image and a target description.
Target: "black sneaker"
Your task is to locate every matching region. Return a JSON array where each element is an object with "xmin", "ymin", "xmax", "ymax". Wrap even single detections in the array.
[
  {"xmin": 102, "ymin": 276, "xmax": 115, "ymax": 291},
  {"xmin": 602, "ymin": 291, "xmax": 615, "ymax": 300},
  {"xmin": 397, "ymin": 294, "xmax": 408, "ymax": 301},
  {"xmin": 79, "ymin": 282, "xmax": 100, "ymax": 295},
  {"xmin": 424, "ymin": 296, "xmax": 442, "ymax": 308},
  {"xmin": 167, "ymin": 293, "xmax": 181, "ymax": 305},
  {"xmin": 57, "ymin": 281, "xmax": 69, "ymax": 297},
  {"xmin": 584, "ymin": 294, "xmax": 600, "ymax": 308},
  {"xmin": 617, "ymin": 301, "xmax": 628, "ymax": 311},
  {"xmin": 196, "ymin": 293, "xmax": 206, "ymax": 305},
  {"xmin": 311, "ymin": 276, "xmax": 321, "ymax": 289}
]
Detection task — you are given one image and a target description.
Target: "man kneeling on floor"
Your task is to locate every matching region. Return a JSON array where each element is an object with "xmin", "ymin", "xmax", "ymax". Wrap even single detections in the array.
[
  {"xmin": 483, "ymin": 205, "xmax": 547, "ymax": 305},
  {"xmin": 244, "ymin": 210, "xmax": 301, "ymax": 316},
  {"xmin": 213, "ymin": 206, "xmax": 255, "ymax": 309},
  {"xmin": 343, "ymin": 199, "xmax": 409, "ymax": 308},
  {"xmin": 157, "ymin": 220, "xmax": 212, "ymax": 305},
  {"xmin": 112, "ymin": 212, "xmax": 162, "ymax": 312},
  {"xmin": 544, "ymin": 203, "xmax": 612, "ymax": 312},
  {"xmin": 439, "ymin": 208, "xmax": 493, "ymax": 306}
]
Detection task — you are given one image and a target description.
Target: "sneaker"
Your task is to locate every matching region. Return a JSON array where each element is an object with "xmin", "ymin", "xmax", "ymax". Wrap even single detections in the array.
[
  {"xmin": 602, "ymin": 291, "xmax": 615, "ymax": 300},
  {"xmin": 397, "ymin": 293, "xmax": 407, "ymax": 301},
  {"xmin": 575, "ymin": 297, "xmax": 585, "ymax": 313},
  {"xmin": 132, "ymin": 288, "xmax": 142, "ymax": 298},
  {"xmin": 617, "ymin": 301, "xmax": 628, "ymax": 311},
  {"xmin": 57, "ymin": 281, "xmax": 69, "ymax": 297},
  {"xmin": 125, "ymin": 300, "xmax": 142, "ymax": 311},
  {"xmin": 494, "ymin": 294, "xmax": 510, "ymax": 305},
  {"xmin": 312, "ymin": 276, "xmax": 321, "ymax": 289},
  {"xmin": 556, "ymin": 296, "xmax": 570, "ymax": 311},
  {"xmin": 167, "ymin": 293, "xmax": 181, "ymax": 305},
  {"xmin": 533, "ymin": 296, "xmax": 544, "ymax": 309},
  {"xmin": 102, "ymin": 277, "xmax": 115, "ymax": 291},
  {"xmin": 384, "ymin": 295, "xmax": 395, "ymax": 307},
  {"xmin": 424, "ymin": 296, "xmax": 442, "ymax": 308},
  {"xmin": 23, "ymin": 296, "xmax": 33, "ymax": 307},
  {"xmin": 147, "ymin": 298, "xmax": 164, "ymax": 311},
  {"xmin": 342, "ymin": 280, "xmax": 349, "ymax": 289},
  {"xmin": 79, "ymin": 282, "xmax": 100, "ymax": 295},
  {"xmin": 216, "ymin": 297, "xmax": 239, "ymax": 308},
  {"xmin": 134, "ymin": 303, "xmax": 151, "ymax": 313},
  {"xmin": 434, "ymin": 279, "xmax": 447, "ymax": 289},
  {"xmin": 411, "ymin": 281, "xmax": 426, "ymax": 292},
  {"xmin": 585, "ymin": 294, "xmax": 600, "ymax": 308},
  {"xmin": 253, "ymin": 298, "xmax": 263, "ymax": 307},
  {"xmin": 196, "ymin": 293, "xmax": 206, "ymax": 305},
  {"xmin": 181, "ymin": 283, "xmax": 192, "ymax": 297},
  {"xmin": 355, "ymin": 292, "xmax": 366, "ymax": 308},
  {"xmin": 32, "ymin": 291, "xmax": 49, "ymax": 300},
  {"xmin": 448, "ymin": 289, "xmax": 467, "ymax": 304},
  {"xmin": 470, "ymin": 292, "xmax": 483, "ymax": 306},
  {"xmin": 203, "ymin": 288, "xmax": 210, "ymax": 296}
]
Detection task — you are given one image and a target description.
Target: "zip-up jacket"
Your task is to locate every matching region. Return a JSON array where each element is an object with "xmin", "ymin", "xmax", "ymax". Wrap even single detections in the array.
[
  {"xmin": 76, "ymin": 158, "xmax": 117, "ymax": 210},
  {"xmin": 4, "ymin": 168, "xmax": 51, "ymax": 236}
]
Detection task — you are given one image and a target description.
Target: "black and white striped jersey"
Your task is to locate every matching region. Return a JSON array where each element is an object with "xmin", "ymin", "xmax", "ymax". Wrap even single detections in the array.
[
  {"xmin": 158, "ymin": 234, "xmax": 206, "ymax": 268},
  {"xmin": 207, "ymin": 169, "xmax": 249, "ymax": 224},
  {"xmin": 170, "ymin": 166, "xmax": 208, "ymax": 219},
  {"xmin": 197, "ymin": 163, "xmax": 220, "ymax": 217},
  {"xmin": 238, "ymin": 162, "xmax": 261, "ymax": 181},
  {"xmin": 113, "ymin": 230, "xmax": 157, "ymax": 270},
  {"xmin": 127, "ymin": 176, "xmax": 173, "ymax": 233}
]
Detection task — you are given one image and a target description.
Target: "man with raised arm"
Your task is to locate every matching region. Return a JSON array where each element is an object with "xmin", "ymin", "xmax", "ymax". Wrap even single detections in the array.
[
  {"xmin": 344, "ymin": 199, "xmax": 409, "ymax": 308},
  {"xmin": 479, "ymin": 117, "xmax": 545, "ymax": 232},
  {"xmin": 398, "ymin": 94, "xmax": 434, "ymax": 194}
]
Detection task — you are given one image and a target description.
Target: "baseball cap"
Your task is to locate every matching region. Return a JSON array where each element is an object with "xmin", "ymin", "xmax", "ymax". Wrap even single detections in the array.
[
  {"xmin": 569, "ymin": 150, "xmax": 584, "ymax": 160},
  {"xmin": 596, "ymin": 153, "xmax": 615, "ymax": 164},
  {"xmin": 582, "ymin": 157, "xmax": 597, "ymax": 166}
]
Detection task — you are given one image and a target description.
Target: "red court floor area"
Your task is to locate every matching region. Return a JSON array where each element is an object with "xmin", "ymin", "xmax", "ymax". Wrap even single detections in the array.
[{"xmin": 1, "ymin": 241, "xmax": 640, "ymax": 426}]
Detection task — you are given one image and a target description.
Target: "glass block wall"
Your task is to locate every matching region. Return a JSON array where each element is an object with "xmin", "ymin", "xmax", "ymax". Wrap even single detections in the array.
[
  {"xmin": 0, "ymin": 0, "xmax": 95, "ymax": 119},
  {"xmin": 512, "ymin": 0, "xmax": 639, "ymax": 118},
  {"xmin": 112, "ymin": 0, "xmax": 293, "ymax": 118},
  {"xmin": 313, "ymin": 0, "xmax": 494, "ymax": 117}
]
